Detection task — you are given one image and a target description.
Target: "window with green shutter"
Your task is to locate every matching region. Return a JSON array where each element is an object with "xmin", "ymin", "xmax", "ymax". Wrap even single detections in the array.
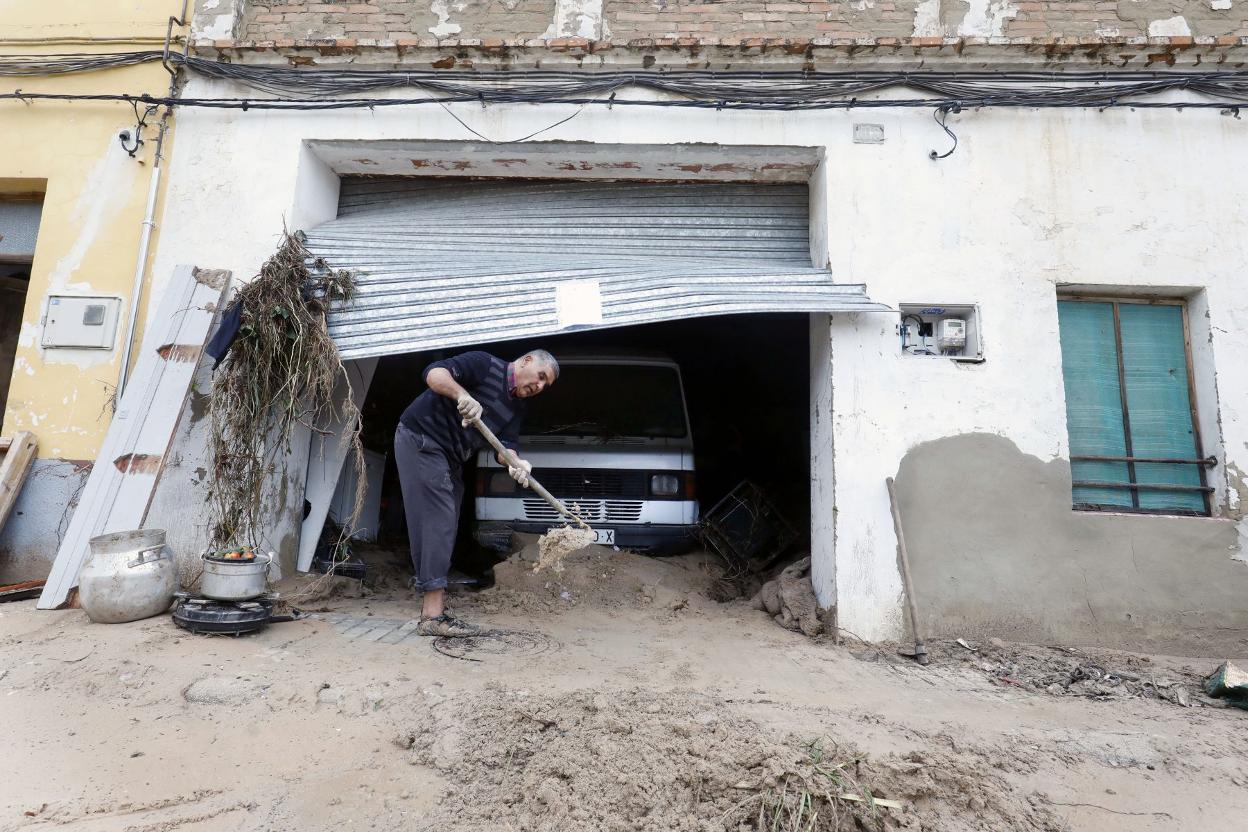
[{"xmin": 1056, "ymin": 298, "xmax": 1211, "ymax": 516}]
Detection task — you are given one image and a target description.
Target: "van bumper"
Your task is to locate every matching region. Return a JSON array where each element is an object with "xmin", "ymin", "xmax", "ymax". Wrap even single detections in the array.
[{"xmin": 474, "ymin": 521, "xmax": 699, "ymax": 556}]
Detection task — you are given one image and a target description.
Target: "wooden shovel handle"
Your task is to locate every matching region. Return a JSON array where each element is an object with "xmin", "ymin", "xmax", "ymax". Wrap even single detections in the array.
[{"xmin": 467, "ymin": 418, "xmax": 593, "ymax": 532}]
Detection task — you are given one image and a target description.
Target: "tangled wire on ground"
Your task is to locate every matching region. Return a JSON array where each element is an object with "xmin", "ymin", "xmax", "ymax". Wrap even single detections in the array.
[{"xmin": 207, "ymin": 230, "xmax": 360, "ymax": 553}]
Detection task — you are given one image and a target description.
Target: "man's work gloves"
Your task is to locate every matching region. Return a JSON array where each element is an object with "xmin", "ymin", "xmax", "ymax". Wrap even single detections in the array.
[
  {"xmin": 456, "ymin": 392, "xmax": 529, "ymax": 488},
  {"xmin": 456, "ymin": 392, "xmax": 483, "ymax": 426},
  {"xmin": 508, "ymin": 458, "xmax": 533, "ymax": 488}
]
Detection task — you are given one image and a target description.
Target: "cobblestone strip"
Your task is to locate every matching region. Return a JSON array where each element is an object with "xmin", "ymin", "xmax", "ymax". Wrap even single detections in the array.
[{"xmin": 316, "ymin": 614, "xmax": 421, "ymax": 643}]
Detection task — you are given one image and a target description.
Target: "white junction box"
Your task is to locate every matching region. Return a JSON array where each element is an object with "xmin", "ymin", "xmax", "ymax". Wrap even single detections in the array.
[
  {"xmin": 41, "ymin": 295, "xmax": 122, "ymax": 349},
  {"xmin": 898, "ymin": 303, "xmax": 983, "ymax": 361}
]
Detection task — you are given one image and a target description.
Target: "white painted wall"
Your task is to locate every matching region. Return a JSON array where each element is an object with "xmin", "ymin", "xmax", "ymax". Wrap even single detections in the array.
[
  {"xmin": 809, "ymin": 314, "xmax": 836, "ymax": 606},
  {"xmin": 151, "ymin": 81, "xmax": 1248, "ymax": 639}
]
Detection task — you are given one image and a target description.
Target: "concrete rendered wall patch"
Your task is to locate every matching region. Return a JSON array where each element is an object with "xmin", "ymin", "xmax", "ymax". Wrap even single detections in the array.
[{"xmin": 894, "ymin": 433, "xmax": 1248, "ymax": 656}]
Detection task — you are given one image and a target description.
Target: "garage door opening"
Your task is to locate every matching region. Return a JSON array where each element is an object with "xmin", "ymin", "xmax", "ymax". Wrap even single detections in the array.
[
  {"xmin": 323, "ymin": 312, "xmax": 810, "ymax": 590},
  {"xmin": 298, "ymin": 173, "xmax": 883, "ymax": 604}
]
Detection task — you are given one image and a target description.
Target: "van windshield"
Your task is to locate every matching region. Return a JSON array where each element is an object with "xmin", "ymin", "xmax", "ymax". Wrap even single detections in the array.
[{"xmin": 523, "ymin": 364, "xmax": 688, "ymax": 439}]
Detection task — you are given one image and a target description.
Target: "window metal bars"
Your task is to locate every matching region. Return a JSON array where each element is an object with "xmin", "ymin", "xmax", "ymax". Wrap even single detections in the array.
[
  {"xmin": 1071, "ymin": 480, "xmax": 1214, "ymax": 494},
  {"xmin": 1070, "ymin": 454, "xmax": 1216, "ymax": 467},
  {"xmin": 1060, "ymin": 297, "xmax": 1210, "ymax": 516}
]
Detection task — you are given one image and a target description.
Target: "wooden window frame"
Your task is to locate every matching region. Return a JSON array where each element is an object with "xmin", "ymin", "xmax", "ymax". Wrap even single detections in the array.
[{"xmin": 1058, "ymin": 294, "xmax": 1211, "ymax": 518}]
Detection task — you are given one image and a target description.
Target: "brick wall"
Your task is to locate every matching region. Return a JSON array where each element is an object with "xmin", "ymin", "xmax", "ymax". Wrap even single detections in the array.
[
  {"xmin": 243, "ymin": 1, "xmax": 556, "ymax": 41},
  {"xmin": 239, "ymin": 0, "xmax": 1248, "ymax": 43}
]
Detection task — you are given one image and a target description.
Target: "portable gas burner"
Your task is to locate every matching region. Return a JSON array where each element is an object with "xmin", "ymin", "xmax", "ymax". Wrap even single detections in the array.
[{"xmin": 172, "ymin": 591, "xmax": 284, "ymax": 635}]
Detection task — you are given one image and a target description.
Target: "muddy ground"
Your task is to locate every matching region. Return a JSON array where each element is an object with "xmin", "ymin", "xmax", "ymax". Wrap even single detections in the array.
[{"xmin": 0, "ymin": 543, "xmax": 1244, "ymax": 831}]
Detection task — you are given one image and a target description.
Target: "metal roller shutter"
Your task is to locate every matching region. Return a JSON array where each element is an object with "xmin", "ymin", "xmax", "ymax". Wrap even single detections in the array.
[{"xmin": 307, "ymin": 178, "xmax": 885, "ymax": 359}]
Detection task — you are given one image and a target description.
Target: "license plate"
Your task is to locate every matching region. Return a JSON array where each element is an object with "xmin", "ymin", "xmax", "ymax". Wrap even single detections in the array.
[{"xmin": 593, "ymin": 529, "xmax": 615, "ymax": 545}]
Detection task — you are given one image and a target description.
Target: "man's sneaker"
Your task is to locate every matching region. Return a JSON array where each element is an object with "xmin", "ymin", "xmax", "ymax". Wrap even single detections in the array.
[{"xmin": 417, "ymin": 614, "xmax": 480, "ymax": 638}]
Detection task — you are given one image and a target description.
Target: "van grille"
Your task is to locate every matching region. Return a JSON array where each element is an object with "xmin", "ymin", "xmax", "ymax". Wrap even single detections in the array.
[
  {"xmin": 522, "ymin": 499, "xmax": 645, "ymax": 524},
  {"xmin": 533, "ymin": 468, "xmax": 647, "ymax": 499}
]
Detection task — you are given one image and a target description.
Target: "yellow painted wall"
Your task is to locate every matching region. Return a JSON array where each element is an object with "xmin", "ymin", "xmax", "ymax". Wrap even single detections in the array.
[
  {"xmin": 0, "ymin": 1, "xmax": 178, "ymax": 43},
  {"xmin": 1, "ymin": 2, "xmax": 187, "ymax": 460}
]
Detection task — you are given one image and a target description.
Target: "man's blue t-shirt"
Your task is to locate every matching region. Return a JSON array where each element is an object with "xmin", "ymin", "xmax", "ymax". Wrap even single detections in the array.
[{"xmin": 398, "ymin": 351, "xmax": 524, "ymax": 463}]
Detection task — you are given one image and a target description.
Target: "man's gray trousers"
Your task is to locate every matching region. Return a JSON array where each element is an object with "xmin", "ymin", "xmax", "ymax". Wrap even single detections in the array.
[{"xmin": 394, "ymin": 423, "xmax": 463, "ymax": 592}]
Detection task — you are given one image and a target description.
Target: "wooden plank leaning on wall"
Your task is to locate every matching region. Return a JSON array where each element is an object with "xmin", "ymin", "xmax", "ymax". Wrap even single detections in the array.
[{"xmin": 0, "ymin": 430, "xmax": 37, "ymax": 537}]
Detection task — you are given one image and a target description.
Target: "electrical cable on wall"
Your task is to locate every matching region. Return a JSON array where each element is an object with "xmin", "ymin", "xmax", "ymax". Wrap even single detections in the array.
[
  {"xmin": 3, "ymin": 52, "xmax": 1248, "ymax": 113},
  {"xmin": 928, "ymin": 104, "xmax": 961, "ymax": 160},
  {"xmin": 5, "ymin": 86, "xmax": 1247, "ymax": 111}
]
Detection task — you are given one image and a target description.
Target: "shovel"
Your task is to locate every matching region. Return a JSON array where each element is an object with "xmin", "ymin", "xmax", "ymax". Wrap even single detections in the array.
[
  {"xmin": 886, "ymin": 477, "xmax": 929, "ymax": 666},
  {"xmin": 466, "ymin": 417, "xmax": 593, "ymax": 533}
]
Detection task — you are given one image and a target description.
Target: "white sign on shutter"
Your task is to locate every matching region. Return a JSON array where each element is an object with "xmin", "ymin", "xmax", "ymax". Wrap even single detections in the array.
[{"xmin": 555, "ymin": 279, "xmax": 603, "ymax": 329}]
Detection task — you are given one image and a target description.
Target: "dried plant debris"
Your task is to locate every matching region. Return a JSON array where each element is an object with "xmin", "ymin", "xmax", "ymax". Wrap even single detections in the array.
[
  {"xmin": 208, "ymin": 229, "xmax": 362, "ymax": 549},
  {"xmin": 395, "ymin": 686, "xmax": 1065, "ymax": 832}
]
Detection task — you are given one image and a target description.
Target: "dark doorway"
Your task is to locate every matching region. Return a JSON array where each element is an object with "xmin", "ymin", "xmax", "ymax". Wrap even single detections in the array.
[
  {"xmin": 356, "ymin": 313, "xmax": 811, "ymax": 582},
  {"xmin": 0, "ymin": 197, "xmax": 40, "ymax": 420}
]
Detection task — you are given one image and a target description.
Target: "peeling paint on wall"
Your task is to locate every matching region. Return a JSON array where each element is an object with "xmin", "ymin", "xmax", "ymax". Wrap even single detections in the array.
[
  {"xmin": 542, "ymin": 0, "xmax": 605, "ymax": 40},
  {"xmin": 1114, "ymin": 0, "xmax": 1241, "ymax": 38},
  {"xmin": 957, "ymin": 0, "xmax": 1019, "ymax": 37},
  {"xmin": 16, "ymin": 322, "xmax": 38, "ymax": 351},
  {"xmin": 428, "ymin": 0, "xmax": 463, "ymax": 37},
  {"xmin": 1148, "ymin": 14, "xmax": 1193, "ymax": 35},
  {"xmin": 47, "ymin": 141, "xmax": 137, "ymax": 294},
  {"xmin": 1227, "ymin": 463, "xmax": 1248, "ymax": 560},
  {"xmin": 192, "ymin": 0, "xmax": 240, "ymax": 40},
  {"xmin": 910, "ymin": 0, "xmax": 1020, "ymax": 39},
  {"xmin": 911, "ymin": 0, "xmax": 944, "ymax": 37}
]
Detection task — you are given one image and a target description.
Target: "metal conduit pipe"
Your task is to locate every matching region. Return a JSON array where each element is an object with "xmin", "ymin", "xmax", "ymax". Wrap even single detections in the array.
[
  {"xmin": 116, "ymin": 1, "xmax": 189, "ymax": 399},
  {"xmin": 115, "ymin": 121, "xmax": 165, "ymax": 401}
]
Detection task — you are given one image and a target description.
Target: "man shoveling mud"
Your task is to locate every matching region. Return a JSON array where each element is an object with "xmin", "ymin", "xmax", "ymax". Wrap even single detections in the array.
[{"xmin": 395, "ymin": 349, "xmax": 558, "ymax": 637}]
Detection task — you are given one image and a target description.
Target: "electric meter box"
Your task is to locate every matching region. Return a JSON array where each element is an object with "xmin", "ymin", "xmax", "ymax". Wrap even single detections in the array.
[
  {"xmin": 937, "ymin": 318, "xmax": 967, "ymax": 351},
  {"xmin": 41, "ymin": 295, "xmax": 122, "ymax": 350},
  {"xmin": 897, "ymin": 303, "xmax": 983, "ymax": 362}
]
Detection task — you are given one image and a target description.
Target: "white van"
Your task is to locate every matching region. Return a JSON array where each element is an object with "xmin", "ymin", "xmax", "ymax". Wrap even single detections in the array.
[{"xmin": 473, "ymin": 350, "xmax": 699, "ymax": 555}]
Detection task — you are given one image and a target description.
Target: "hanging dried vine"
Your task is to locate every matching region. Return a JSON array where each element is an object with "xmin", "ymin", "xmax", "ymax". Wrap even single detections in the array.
[{"xmin": 207, "ymin": 229, "xmax": 361, "ymax": 551}]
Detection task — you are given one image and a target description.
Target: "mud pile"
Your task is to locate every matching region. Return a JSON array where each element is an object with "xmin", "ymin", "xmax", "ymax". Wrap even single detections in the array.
[
  {"xmin": 936, "ymin": 639, "xmax": 1211, "ymax": 707},
  {"xmin": 396, "ymin": 686, "xmax": 1065, "ymax": 832},
  {"xmin": 474, "ymin": 546, "xmax": 720, "ymax": 615},
  {"xmin": 534, "ymin": 526, "xmax": 597, "ymax": 573}
]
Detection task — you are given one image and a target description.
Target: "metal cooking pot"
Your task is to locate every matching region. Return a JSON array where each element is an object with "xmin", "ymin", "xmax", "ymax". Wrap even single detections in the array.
[
  {"xmin": 79, "ymin": 529, "xmax": 177, "ymax": 624},
  {"xmin": 200, "ymin": 552, "xmax": 272, "ymax": 601}
]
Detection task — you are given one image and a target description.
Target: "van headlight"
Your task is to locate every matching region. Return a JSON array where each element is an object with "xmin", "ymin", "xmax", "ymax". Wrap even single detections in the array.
[
  {"xmin": 650, "ymin": 474, "xmax": 680, "ymax": 496},
  {"xmin": 489, "ymin": 471, "xmax": 518, "ymax": 494}
]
